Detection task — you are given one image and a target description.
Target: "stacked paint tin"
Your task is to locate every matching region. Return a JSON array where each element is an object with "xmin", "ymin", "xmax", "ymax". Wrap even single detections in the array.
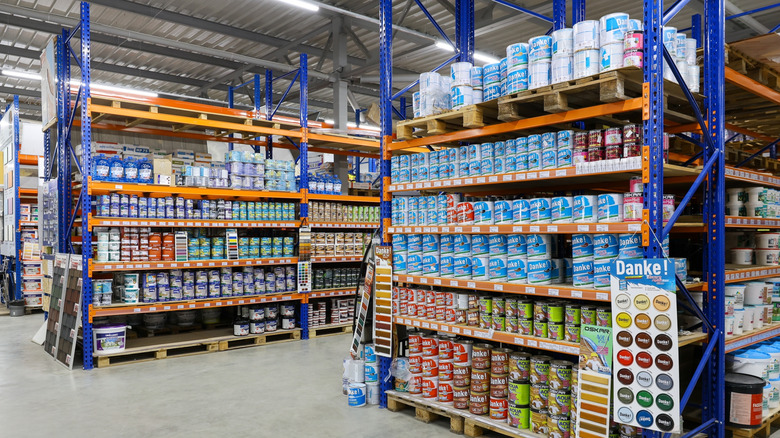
[
  {"xmin": 450, "ymin": 62, "xmax": 474, "ymax": 110},
  {"xmin": 598, "ymin": 13, "xmax": 630, "ymax": 73},
  {"xmin": 551, "ymin": 28, "xmax": 574, "ymax": 84},
  {"xmin": 726, "ymin": 186, "xmax": 780, "ymax": 219},
  {"xmin": 547, "ymin": 360, "xmax": 575, "ymax": 437},
  {"xmin": 662, "ymin": 27, "xmax": 700, "ymax": 92},
  {"xmin": 507, "ymin": 353, "xmax": 531, "ymax": 429},
  {"xmin": 528, "ymin": 35, "xmax": 552, "ymax": 89},
  {"xmin": 505, "ymin": 42, "xmax": 529, "ymax": 94},
  {"xmin": 573, "ymin": 19, "xmax": 600, "ymax": 79},
  {"xmin": 363, "ymin": 344, "xmax": 379, "ymax": 404},
  {"xmin": 471, "ymin": 66, "xmax": 484, "ymax": 103},
  {"xmin": 469, "ymin": 344, "xmax": 492, "ymax": 415},
  {"xmin": 483, "ymin": 61, "xmax": 502, "ymax": 101},
  {"xmin": 417, "ymin": 72, "xmax": 452, "ymax": 117}
]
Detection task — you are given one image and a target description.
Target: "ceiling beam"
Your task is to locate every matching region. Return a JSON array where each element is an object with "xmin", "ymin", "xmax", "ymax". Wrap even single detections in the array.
[
  {"xmin": 724, "ymin": 0, "xmax": 771, "ymax": 34},
  {"xmin": 432, "ymin": 0, "xmax": 456, "ymax": 15}
]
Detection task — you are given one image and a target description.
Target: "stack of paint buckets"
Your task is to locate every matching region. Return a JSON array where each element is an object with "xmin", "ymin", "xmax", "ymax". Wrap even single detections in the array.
[
  {"xmin": 573, "ymin": 19, "xmax": 600, "ymax": 79},
  {"xmin": 471, "ymin": 66, "xmax": 483, "ymax": 104},
  {"xmin": 528, "ymin": 36, "xmax": 552, "ymax": 89},
  {"xmin": 505, "ymin": 42, "xmax": 529, "ymax": 94},
  {"xmin": 527, "ymin": 356, "xmax": 576, "ymax": 436},
  {"xmin": 450, "ymin": 62, "xmax": 474, "ymax": 111},
  {"xmin": 662, "ymin": 27, "xmax": 700, "ymax": 92},
  {"xmin": 551, "ymin": 28, "xmax": 574, "ymax": 83},
  {"xmin": 483, "ymin": 62, "xmax": 502, "ymax": 101},
  {"xmin": 364, "ymin": 344, "xmax": 380, "ymax": 405},
  {"xmin": 345, "ymin": 344, "xmax": 381, "ymax": 407},
  {"xmin": 598, "ymin": 13, "xmax": 632, "ymax": 73}
]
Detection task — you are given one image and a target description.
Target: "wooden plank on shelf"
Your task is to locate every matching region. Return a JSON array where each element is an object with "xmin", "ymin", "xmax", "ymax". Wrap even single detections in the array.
[
  {"xmin": 726, "ymin": 404, "xmax": 780, "ymax": 438},
  {"xmin": 217, "ymin": 329, "xmax": 301, "ymax": 351},
  {"xmin": 308, "ymin": 323, "xmax": 353, "ymax": 338},
  {"xmin": 395, "ymin": 104, "xmax": 499, "ymax": 141},
  {"xmin": 386, "ymin": 391, "xmax": 465, "ymax": 434}
]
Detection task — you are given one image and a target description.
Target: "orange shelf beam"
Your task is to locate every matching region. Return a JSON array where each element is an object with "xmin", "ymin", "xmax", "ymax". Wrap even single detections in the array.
[
  {"xmin": 726, "ymin": 66, "xmax": 780, "ymax": 107},
  {"xmin": 89, "ymin": 216, "xmax": 301, "ymax": 230},
  {"xmin": 90, "ymin": 257, "xmax": 298, "ymax": 274},
  {"xmin": 307, "ymin": 194, "xmax": 380, "ymax": 203},
  {"xmin": 18, "ymin": 154, "xmax": 40, "ymax": 165},
  {"xmin": 88, "ymin": 180, "xmax": 302, "ymax": 200}
]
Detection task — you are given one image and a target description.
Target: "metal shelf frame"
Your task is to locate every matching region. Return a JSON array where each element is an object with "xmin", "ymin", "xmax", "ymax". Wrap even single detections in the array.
[
  {"xmin": 378, "ymin": 0, "xmax": 727, "ymax": 435},
  {"xmin": 0, "ymin": 97, "xmax": 23, "ymax": 302}
]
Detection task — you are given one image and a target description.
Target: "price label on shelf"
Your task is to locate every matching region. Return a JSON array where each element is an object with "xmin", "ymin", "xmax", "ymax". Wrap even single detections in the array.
[
  {"xmin": 434, "ymin": 278, "xmax": 442, "ymax": 285},
  {"xmin": 596, "ymin": 292, "xmax": 609, "ymax": 300},
  {"xmin": 556, "ymin": 169, "xmax": 567, "ymax": 176},
  {"xmin": 477, "ymin": 177, "xmax": 486, "ymax": 183},
  {"xmin": 419, "ymin": 278, "xmax": 428, "ymax": 284},
  {"xmin": 547, "ymin": 226, "xmax": 558, "ymax": 232},
  {"xmin": 526, "ymin": 339, "xmax": 538, "ymax": 347},
  {"xmin": 452, "ymin": 326, "xmax": 461, "ymax": 334},
  {"xmin": 578, "ymin": 225, "xmax": 590, "ymax": 232},
  {"xmin": 503, "ymin": 174, "xmax": 513, "ymax": 181},
  {"xmin": 494, "ymin": 284, "xmax": 503, "ymax": 291},
  {"xmin": 513, "ymin": 226, "xmax": 523, "ymax": 232},
  {"xmin": 490, "ymin": 226, "xmax": 498, "ymax": 233},
  {"xmin": 596, "ymin": 225, "xmax": 609, "ymax": 232},
  {"xmin": 430, "ymin": 323, "xmax": 438, "ymax": 330},
  {"xmin": 571, "ymin": 290, "xmax": 583, "ymax": 298},
  {"xmin": 489, "ymin": 176, "xmax": 498, "ymax": 183},
  {"xmin": 468, "ymin": 282, "xmax": 476, "ymax": 288},
  {"xmin": 527, "ymin": 172, "xmax": 537, "ymax": 179},
  {"xmin": 422, "ymin": 321, "xmax": 430, "ymax": 328},
  {"xmin": 465, "ymin": 178, "xmax": 473, "ymax": 184},
  {"xmin": 471, "ymin": 227, "xmax": 480, "ymax": 233},
  {"xmin": 516, "ymin": 174, "xmax": 526, "ymax": 180},
  {"xmin": 450, "ymin": 280, "xmax": 459, "ymax": 287},
  {"xmin": 433, "ymin": 181, "xmax": 442, "ymax": 187},
  {"xmin": 463, "ymin": 329, "xmax": 472, "ymax": 336},
  {"xmin": 443, "ymin": 180, "xmax": 452, "ymax": 186},
  {"xmin": 539, "ymin": 171, "xmax": 550, "ymax": 178},
  {"xmin": 530, "ymin": 226, "xmax": 540, "ymax": 232},
  {"xmin": 526, "ymin": 287, "xmax": 535, "ymax": 294}
]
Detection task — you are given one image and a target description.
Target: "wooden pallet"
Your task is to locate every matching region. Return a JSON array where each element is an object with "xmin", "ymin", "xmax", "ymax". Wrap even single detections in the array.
[
  {"xmin": 497, "ymin": 66, "xmax": 695, "ymax": 124},
  {"xmin": 94, "ymin": 327, "xmax": 301, "ymax": 367},
  {"xmin": 308, "ymin": 323, "xmax": 352, "ymax": 338},
  {"xmin": 395, "ymin": 104, "xmax": 499, "ymax": 140},
  {"xmin": 727, "ymin": 404, "xmax": 780, "ymax": 437},
  {"xmin": 387, "ymin": 391, "xmax": 465, "ymax": 434}
]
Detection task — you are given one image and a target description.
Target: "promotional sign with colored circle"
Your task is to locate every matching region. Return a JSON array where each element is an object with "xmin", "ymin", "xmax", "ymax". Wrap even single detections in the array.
[{"xmin": 610, "ymin": 258, "xmax": 681, "ymax": 433}]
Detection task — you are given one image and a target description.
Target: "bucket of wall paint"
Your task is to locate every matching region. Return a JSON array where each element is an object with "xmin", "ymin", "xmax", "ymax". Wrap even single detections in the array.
[
  {"xmin": 573, "ymin": 49, "xmax": 599, "ymax": 79},
  {"xmin": 599, "ymin": 43, "xmax": 624, "ymax": 72},
  {"xmin": 348, "ymin": 383, "xmax": 367, "ymax": 407},
  {"xmin": 93, "ymin": 325, "xmax": 127, "ymax": 355},
  {"xmin": 366, "ymin": 382, "xmax": 380, "ymax": 405},
  {"xmin": 726, "ymin": 373, "xmax": 764, "ymax": 428},
  {"xmin": 573, "ymin": 20, "xmax": 599, "ymax": 51},
  {"xmin": 599, "ymin": 12, "xmax": 630, "ymax": 46},
  {"xmin": 507, "ymin": 43, "xmax": 530, "ymax": 71},
  {"xmin": 551, "ymin": 28, "xmax": 574, "ymax": 57}
]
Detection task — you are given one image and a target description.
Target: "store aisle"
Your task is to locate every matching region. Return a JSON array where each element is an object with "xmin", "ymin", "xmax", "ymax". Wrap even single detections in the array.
[{"xmin": 0, "ymin": 315, "xmax": 452, "ymax": 438}]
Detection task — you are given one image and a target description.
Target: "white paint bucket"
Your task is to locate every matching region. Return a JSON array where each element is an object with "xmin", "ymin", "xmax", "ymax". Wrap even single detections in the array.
[
  {"xmin": 413, "ymin": 91, "xmax": 421, "ymax": 118},
  {"xmin": 365, "ymin": 362, "xmax": 379, "ymax": 382},
  {"xmin": 552, "ymin": 29, "xmax": 574, "ymax": 57},
  {"xmin": 600, "ymin": 43, "xmax": 624, "ymax": 72},
  {"xmin": 527, "ymin": 234, "xmax": 552, "ymax": 260},
  {"xmin": 687, "ymin": 64, "xmax": 700, "ymax": 92},
  {"xmin": 348, "ymin": 383, "xmax": 367, "ymax": 407},
  {"xmin": 757, "ymin": 233, "xmax": 780, "ymax": 249},
  {"xmin": 628, "ymin": 19, "xmax": 643, "ymax": 31},
  {"xmin": 473, "ymin": 88, "xmax": 483, "ymax": 103},
  {"xmin": 506, "ymin": 69, "xmax": 528, "ymax": 94},
  {"xmin": 350, "ymin": 359, "xmax": 366, "ymax": 383},
  {"xmin": 366, "ymin": 382, "xmax": 380, "ymax": 405},
  {"xmin": 551, "ymin": 56, "xmax": 573, "ymax": 84},
  {"xmin": 731, "ymin": 351, "xmax": 772, "ymax": 381},
  {"xmin": 746, "ymin": 201, "xmax": 767, "ymax": 218},
  {"xmin": 472, "ymin": 256, "xmax": 490, "ymax": 280},
  {"xmin": 529, "ymin": 36, "xmax": 553, "ymax": 62},
  {"xmin": 527, "ymin": 259, "xmax": 553, "ymax": 285},
  {"xmin": 756, "ymin": 249, "xmax": 780, "ymax": 266},
  {"xmin": 93, "ymin": 325, "xmax": 127, "ymax": 355},
  {"xmin": 623, "ymin": 192, "xmax": 643, "ymax": 222},
  {"xmin": 451, "ymin": 85, "xmax": 474, "ymax": 110},
  {"xmin": 451, "ymin": 62, "xmax": 473, "ymax": 86},
  {"xmin": 593, "ymin": 259, "xmax": 612, "ymax": 289},
  {"xmin": 507, "ymin": 43, "xmax": 529, "ymax": 71},
  {"xmin": 733, "ymin": 308, "xmax": 745, "ymax": 335},
  {"xmin": 572, "ymin": 259, "xmax": 594, "ymax": 287},
  {"xmin": 725, "ymin": 315, "xmax": 735, "ymax": 335},
  {"xmin": 483, "ymin": 62, "xmax": 501, "ymax": 87},
  {"xmin": 529, "ymin": 61, "xmax": 551, "ymax": 89},
  {"xmin": 551, "ymin": 196, "xmax": 573, "ymax": 223},
  {"xmin": 597, "ymin": 193, "xmax": 624, "ymax": 222},
  {"xmin": 685, "ymin": 38, "xmax": 697, "ymax": 65},
  {"xmin": 731, "ymin": 248, "xmax": 754, "ymax": 265},
  {"xmin": 573, "ymin": 20, "xmax": 599, "ymax": 51},
  {"xmin": 593, "ymin": 234, "xmax": 619, "ymax": 260},
  {"xmin": 746, "ymin": 187, "xmax": 769, "ymax": 203},
  {"xmin": 662, "ymin": 27, "xmax": 678, "ymax": 51},
  {"xmin": 573, "ymin": 195, "xmax": 597, "ymax": 222},
  {"xmin": 745, "ymin": 282, "xmax": 767, "ymax": 306},
  {"xmin": 675, "ymin": 33, "xmax": 687, "ymax": 59},
  {"xmin": 599, "ymin": 13, "xmax": 630, "ymax": 46},
  {"xmin": 574, "ymin": 50, "xmax": 600, "ymax": 79}
]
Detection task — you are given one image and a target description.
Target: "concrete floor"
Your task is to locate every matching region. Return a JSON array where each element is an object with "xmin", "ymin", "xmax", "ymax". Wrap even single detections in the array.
[{"xmin": 0, "ymin": 314, "xmax": 455, "ymax": 438}]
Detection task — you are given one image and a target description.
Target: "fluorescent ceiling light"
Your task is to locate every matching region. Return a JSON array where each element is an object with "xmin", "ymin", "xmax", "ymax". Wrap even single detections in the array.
[
  {"xmin": 474, "ymin": 52, "xmax": 500, "ymax": 64},
  {"xmin": 435, "ymin": 41, "xmax": 455, "ymax": 52},
  {"xmin": 2, "ymin": 69, "xmax": 41, "ymax": 81},
  {"xmin": 69, "ymin": 80, "xmax": 158, "ymax": 98},
  {"xmin": 276, "ymin": 0, "xmax": 319, "ymax": 12}
]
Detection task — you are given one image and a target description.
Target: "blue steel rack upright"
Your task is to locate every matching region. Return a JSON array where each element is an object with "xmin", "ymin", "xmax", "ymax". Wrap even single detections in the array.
[
  {"xmin": 1, "ymin": 96, "xmax": 23, "ymax": 303},
  {"xmin": 378, "ymin": 0, "xmax": 727, "ymax": 436}
]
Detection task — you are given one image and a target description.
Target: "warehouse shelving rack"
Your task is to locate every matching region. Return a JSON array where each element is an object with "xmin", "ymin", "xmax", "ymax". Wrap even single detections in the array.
[
  {"xmin": 377, "ymin": 1, "xmax": 730, "ymax": 437},
  {"xmin": 49, "ymin": 2, "xmax": 381, "ymax": 370}
]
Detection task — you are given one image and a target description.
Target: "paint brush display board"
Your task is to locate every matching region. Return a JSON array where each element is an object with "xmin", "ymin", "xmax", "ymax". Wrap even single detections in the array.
[{"xmin": 610, "ymin": 258, "xmax": 681, "ymax": 434}]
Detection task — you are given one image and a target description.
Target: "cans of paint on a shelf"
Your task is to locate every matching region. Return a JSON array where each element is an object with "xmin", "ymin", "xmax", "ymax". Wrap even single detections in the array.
[
  {"xmin": 347, "ymin": 383, "xmax": 366, "ymax": 407},
  {"xmin": 457, "ymin": 201, "xmax": 475, "ymax": 225},
  {"xmin": 551, "ymin": 28, "xmax": 574, "ymax": 57},
  {"xmin": 472, "ymin": 256, "xmax": 490, "ymax": 280},
  {"xmin": 494, "ymin": 199, "xmax": 513, "ymax": 224},
  {"xmin": 623, "ymin": 192, "xmax": 644, "ymax": 222},
  {"xmin": 541, "ymin": 149, "xmax": 557, "ymax": 170},
  {"xmin": 597, "ymin": 193, "xmax": 624, "ymax": 222},
  {"xmin": 599, "ymin": 12, "xmax": 630, "ymax": 45},
  {"xmin": 440, "ymin": 255, "xmax": 454, "ymax": 277},
  {"xmin": 573, "ymin": 49, "xmax": 600, "ymax": 78},
  {"xmin": 551, "ymin": 56, "xmax": 573, "ymax": 83},
  {"xmin": 451, "ymin": 86, "xmax": 474, "ymax": 110},
  {"xmin": 508, "ymin": 234, "xmax": 527, "ymax": 258},
  {"xmin": 573, "ymin": 195, "xmax": 597, "ymax": 222},
  {"xmin": 529, "ymin": 198, "xmax": 552, "ymax": 224},
  {"xmin": 593, "ymin": 233, "xmax": 619, "ymax": 260},
  {"xmin": 474, "ymin": 200, "xmax": 495, "ymax": 224},
  {"xmin": 572, "ymin": 234, "xmax": 594, "ymax": 259},
  {"xmin": 507, "ymin": 42, "xmax": 530, "ymax": 71},
  {"xmin": 663, "ymin": 194, "xmax": 676, "ymax": 221},
  {"xmin": 618, "ymin": 233, "xmax": 643, "ymax": 259},
  {"xmin": 483, "ymin": 62, "xmax": 501, "ymax": 87},
  {"xmin": 422, "ymin": 234, "xmax": 440, "ymax": 254},
  {"xmin": 600, "ymin": 43, "xmax": 624, "ymax": 72},
  {"xmin": 472, "ymin": 234, "xmax": 489, "ymax": 256},
  {"xmin": 624, "ymin": 32, "xmax": 643, "ymax": 51},
  {"xmin": 623, "ymin": 49, "xmax": 643, "ymax": 68},
  {"xmin": 573, "ymin": 20, "xmax": 599, "ymax": 51},
  {"xmin": 529, "ymin": 36, "xmax": 553, "ymax": 62},
  {"xmin": 675, "ymin": 33, "xmax": 688, "ymax": 59},
  {"xmin": 506, "ymin": 69, "xmax": 529, "ymax": 94},
  {"xmin": 662, "ymin": 26, "xmax": 678, "ymax": 51},
  {"xmin": 686, "ymin": 38, "xmax": 697, "ymax": 65},
  {"xmin": 450, "ymin": 62, "xmax": 473, "ymax": 86},
  {"xmin": 489, "ymin": 255, "xmax": 508, "ymax": 281},
  {"xmin": 527, "ymin": 259, "xmax": 553, "ymax": 285},
  {"xmin": 507, "ymin": 257, "xmax": 528, "ymax": 283},
  {"xmin": 551, "ymin": 196, "xmax": 573, "ymax": 223},
  {"xmin": 454, "ymin": 234, "xmax": 471, "ymax": 255},
  {"xmin": 528, "ymin": 61, "xmax": 551, "ymax": 89},
  {"xmin": 593, "ymin": 259, "xmax": 612, "ymax": 289},
  {"xmin": 489, "ymin": 234, "xmax": 508, "ymax": 255},
  {"xmin": 470, "ymin": 66, "xmax": 483, "ymax": 89},
  {"xmin": 572, "ymin": 259, "xmax": 594, "ymax": 287},
  {"xmin": 512, "ymin": 198, "xmax": 530, "ymax": 224}
]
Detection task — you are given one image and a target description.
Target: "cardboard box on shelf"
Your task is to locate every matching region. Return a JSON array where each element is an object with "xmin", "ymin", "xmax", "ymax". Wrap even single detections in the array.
[{"xmin": 153, "ymin": 158, "xmax": 173, "ymax": 186}]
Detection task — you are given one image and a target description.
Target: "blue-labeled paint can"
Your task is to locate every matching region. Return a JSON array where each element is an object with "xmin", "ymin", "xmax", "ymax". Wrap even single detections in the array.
[
  {"xmin": 593, "ymin": 233, "xmax": 619, "ymax": 260},
  {"xmin": 469, "ymin": 158, "xmax": 481, "ymax": 176},
  {"xmin": 407, "ymin": 254, "xmax": 423, "ymax": 274},
  {"xmin": 529, "ymin": 36, "xmax": 553, "ymax": 62},
  {"xmin": 551, "ymin": 196, "xmax": 573, "ymax": 223},
  {"xmin": 618, "ymin": 233, "xmax": 642, "ymax": 259},
  {"xmin": 454, "ymin": 256, "xmax": 472, "ymax": 278},
  {"xmin": 454, "ymin": 234, "xmax": 471, "ymax": 255},
  {"xmin": 557, "ymin": 147, "xmax": 573, "ymax": 167},
  {"xmin": 505, "ymin": 139, "xmax": 517, "ymax": 156},
  {"xmin": 471, "ymin": 235, "xmax": 489, "ymax": 256},
  {"xmin": 516, "ymin": 152, "xmax": 529, "ymax": 172},
  {"xmin": 507, "ymin": 42, "xmax": 530, "ymax": 68},
  {"xmin": 422, "ymin": 234, "xmax": 440, "ymax": 254},
  {"xmin": 541, "ymin": 149, "xmax": 557, "ymax": 170},
  {"xmin": 440, "ymin": 255, "xmax": 455, "ymax": 277},
  {"xmin": 597, "ymin": 193, "xmax": 624, "ymax": 223},
  {"xmin": 494, "ymin": 199, "xmax": 513, "ymax": 224},
  {"xmin": 593, "ymin": 259, "xmax": 613, "ymax": 289},
  {"xmin": 392, "ymin": 234, "xmax": 407, "ymax": 252},
  {"xmin": 527, "ymin": 151, "xmax": 541, "ymax": 171},
  {"xmin": 565, "ymin": 258, "xmax": 573, "ymax": 279},
  {"xmin": 507, "ymin": 234, "xmax": 527, "ymax": 258},
  {"xmin": 572, "ymin": 234, "xmax": 594, "ymax": 259},
  {"xmin": 489, "ymin": 234, "xmax": 508, "ymax": 256},
  {"xmin": 393, "ymin": 252, "xmax": 407, "ymax": 274},
  {"xmin": 505, "ymin": 155, "xmax": 517, "ymax": 173},
  {"xmin": 572, "ymin": 259, "xmax": 594, "ymax": 287},
  {"xmin": 527, "ymin": 259, "xmax": 553, "ymax": 285},
  {"xmin": 489, "ymin": 255, "xmax": 508, "ymax": 281},
  {"xmin": 407, "ymin": 234, "xmax": 422, "ymax": 254},
  {"xmin": 472, "ymin": 256, "xmax": 489, "ymax": 280},
  {"xmin": 512, "ymin": 198, "xmax": 530, "ymax": 224},
  {"xmin": 480, "ymin": 157, "xmax": 494, "ymax": 175},
  {"xmin": 551, "ymin": 258, "xmax": 565, "ymax": 283},
  {"xmin": 493, "ymin": 155, "xmax": 504, "ymax": 174},
  {"xmin": 474, "ymin": 200, "xmax": 495, "ymax": 225},
  {"xmin": 573, "ymin": 195, "xmax": 597, "ymax": 222},
  {"xmin": 527, "ymin": 134, "xmax": 542, "ymax": 151},
  {"xmin": 440, "ymin": 234, "xmax": 455, "ymax": 255},
  {"xmin": 527, "ymin": 234, "xmax": 552, "ymax": 260},
  {"xmin": 508, "ymin": 257, "xmax": 528, "ymax": 283},
  {"xmin": 541, "ymin": 132, "xmax": 556, "ymax": 150},
  {"xmin": 516, "ymin": 137, "xmax": 528, "ymax": 153},
  {"xmin": 529, "ymin": 198, "xmax": 552, "ymax": 223},
  {"xmin": 422, "ymin": 254, "xmax": 440, "ymax": 277}
]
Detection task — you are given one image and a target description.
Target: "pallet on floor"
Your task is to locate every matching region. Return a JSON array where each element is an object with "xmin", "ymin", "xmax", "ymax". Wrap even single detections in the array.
[
  {"xmin": 727, "ymin": 404, "xmax": 780, "ymax": 438},
  {"xmin": 94, "ymin": 327, "xmax": 301, "ymax": 367},
  {"xmin": 386, "ymin": 390, "xmax": 465, "ymax": 434},
  {"xmin": 463, "ymin": 415, "xmax": 543, "ymax": 438},
  {"xmin": 395, "ymin": 104, "xmax": 499, "ymax": 140},
  {"xmin": 309, "ymin": 322, "xmax": 352, "ymax": 338},
  {"xmin": 496, "ymin": 66, "xmax": 695, "ymax": 123}
]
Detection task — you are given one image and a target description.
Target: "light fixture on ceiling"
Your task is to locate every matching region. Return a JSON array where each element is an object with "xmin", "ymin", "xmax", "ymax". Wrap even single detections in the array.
[
  {"xmin": 276, "ymin": 0, "xmax": 319, "ymax": 12},
  {"xmin": 69, "ymin": 80, "xmax": 158, "ymax": 98},
  {"xmin": 2, "ymin": 69, "xmax": 41, "ymax": 81},
  {"xmin": 433, "ymin": 42, "xmax": 501, "ymax": 65}
]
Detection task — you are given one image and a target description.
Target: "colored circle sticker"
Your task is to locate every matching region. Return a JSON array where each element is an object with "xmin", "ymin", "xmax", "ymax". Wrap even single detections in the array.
[
  {"xmin": 653, "ymin": 295, "xmax": 671, "ymax": 311},
  {"xmin": 634, "ymin": 294, "xmax": 651, "ymax": 310},
  {"xmin": 636, "ymin": 332, "xmax": 653, "ymax": 349},
  {"xmin": 618, "ymin": 388, "xmax": 635, "ymax": 404},
  {"xmin": 616, "ymin": 312, "xmax": 633, "ymax": 328},
  {"xmin": 656, "ymin": 373, "xmax": 674, "ymax": 391},
  {"xmin": 655, "ymin": 314, "xmax": 672, "ymax": 331},
  {"xmin": 617, "ymin": 368, "xmax": 635, "ymax": 385},
  {"xmin": 617, "ymin": 330, "xmax": 634, "ymax": 347},
  {"xmin": 617, "ymin": 407, "xmax": 634, "ymax": 423},
  {"xmin": 617, "ymin": 349, "xmax": 634, "ymax": 366},
  {"xmin": 637, "ymin": 390, "xmax": 654, "ymax": 408},
  {"xmin": 655, "ymin": 334, "xmax": 673, "ymax": 351},
  {"xmin": 636, "ymin": 410, "xmax": 654, "ymax": 428},
  {"xmin": 615, "ymin": 294, "xmax": 631, "ymax": 309},
  {"xmin": 655, "ymin": 354, "xmax": 674, "ymax": 371},
  {"xmin": 636, "ymin": 351, "xmax": 653, "ymax": 369},
  {"xmin": 656, "ymin": 414, "xmax": 675, "ymax": 432},
  {"xmin": 657, "ymin": 393, "xmax": 675, "ymax": 412},
  {"xmin": 637, "ymin": 371, "xmax": 653, "ymax": 387},
  {"xmin": 635, "ymin": 313, "xmax": 652, "ymax": 330}
]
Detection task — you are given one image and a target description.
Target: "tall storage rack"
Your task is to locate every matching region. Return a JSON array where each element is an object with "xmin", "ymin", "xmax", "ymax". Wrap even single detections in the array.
[
  {"xmin": 377, "ymin": 1, "xmax": 730, "ymax": 437},
  {"xmin": 49, "ymin": 2, "xmax": 381, "ymax": 370}
]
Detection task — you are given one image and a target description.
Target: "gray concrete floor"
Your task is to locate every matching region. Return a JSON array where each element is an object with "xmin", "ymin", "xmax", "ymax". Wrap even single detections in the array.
[{"xmin": 0, "ymin": 314, "xmax": 455, "ymax": 438}]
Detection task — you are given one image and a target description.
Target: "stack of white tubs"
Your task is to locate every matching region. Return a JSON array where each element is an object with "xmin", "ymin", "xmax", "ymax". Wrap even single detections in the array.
[
  {"xmin": 506, "ymin": 43, "xmax": 529, "ymax": 94},
  {"xmin": 662, "ymin": 27, "xmax": 700, "ymax": 92},
  {"xmin": 573, "ymin": 20, "xmax": 600, "ymax": 79},
  {"xmin": 450, "ymin": 62, "xmax": 474, "ymax": 111},
  {"xmin": 528, "ymin": 36, "xmax": 552, "ymax": 89},
  {"xmin": 471, "ymin": 66, "xmax": 484, "ymax": 104},
  {"xmin": 598, "ymin": 13, "xmax": 630, "ymax": 73},
  {"xmin": 551, "ymin": 28, "xmax": 574, "ymax": 84}
]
